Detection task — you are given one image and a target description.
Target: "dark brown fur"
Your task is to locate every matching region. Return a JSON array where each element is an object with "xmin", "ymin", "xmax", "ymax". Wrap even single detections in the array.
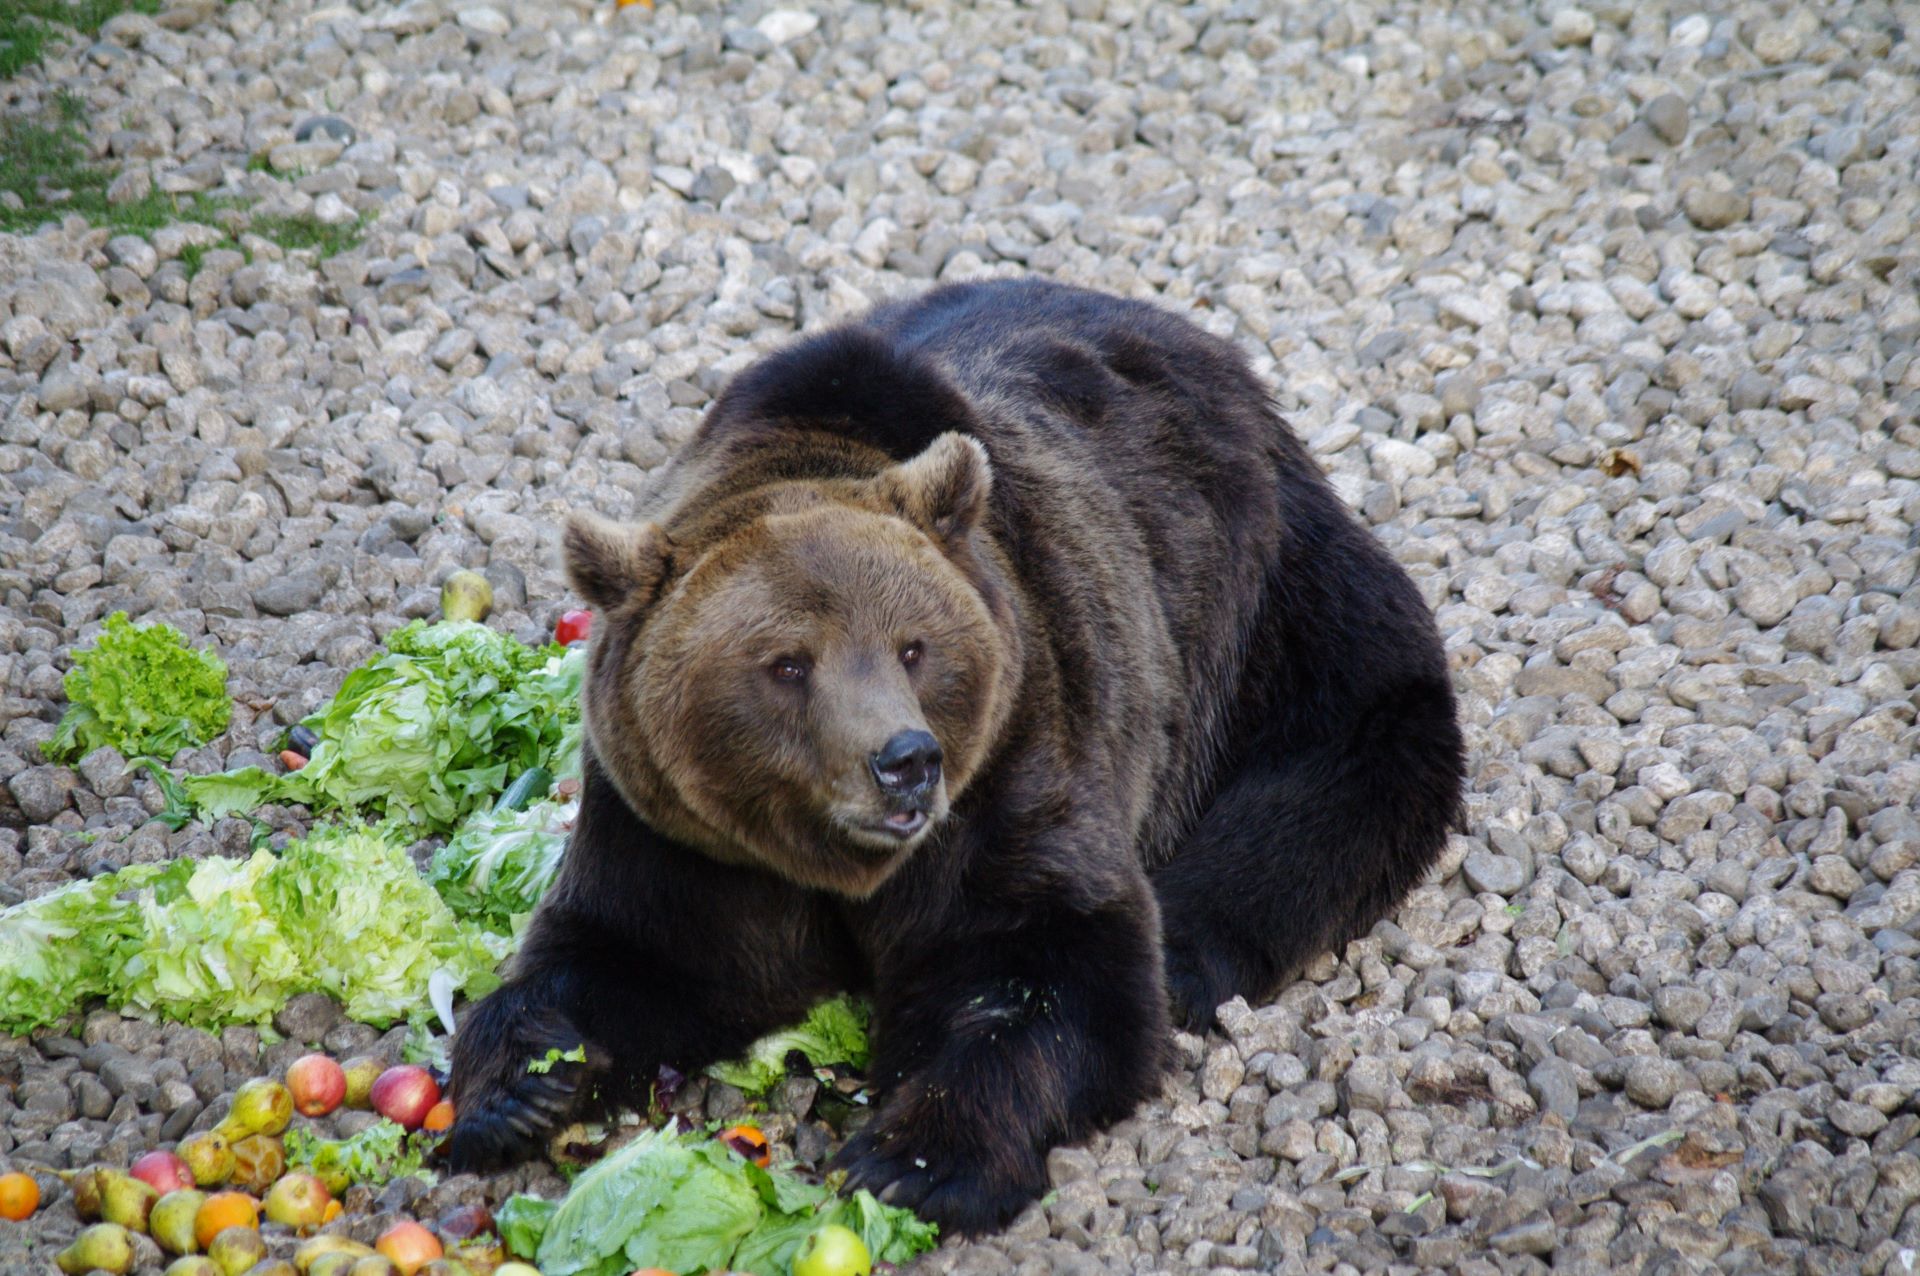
[{"xmin": 448, "ymin": 279, "xmax": 1464, "ymax": 1237}]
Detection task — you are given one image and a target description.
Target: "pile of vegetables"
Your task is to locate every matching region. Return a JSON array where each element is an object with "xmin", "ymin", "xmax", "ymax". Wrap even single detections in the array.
[
  {"xmin": 498, "ymin": 1127, "xmax": 935, "ymax": 1276},
  {"xmin": 42, "ymin": 612, "xmax": 231, "ymax": 763},
  {"xmin": 14, "ymin": 602, "xmax": 942, "ymax": 1274},
  {"xmin": 0, "ymin": 823, "xmax": 507, "ymax": 1035},
  {"xmin": 182, "ymin": 620, "xmax": 585, "ymax": 838}
]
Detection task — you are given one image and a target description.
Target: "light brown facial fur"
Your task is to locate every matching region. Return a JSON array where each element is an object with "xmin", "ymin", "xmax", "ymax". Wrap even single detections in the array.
[{"xmin": 564, "ymin": 433, "xmax": 1019, "ymax": 897}]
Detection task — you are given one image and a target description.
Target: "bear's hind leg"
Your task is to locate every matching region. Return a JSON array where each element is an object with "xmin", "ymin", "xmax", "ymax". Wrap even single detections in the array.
[{"xmin": 1151, "ymin": 671, "xmax": 1462, "ymax": 1030}]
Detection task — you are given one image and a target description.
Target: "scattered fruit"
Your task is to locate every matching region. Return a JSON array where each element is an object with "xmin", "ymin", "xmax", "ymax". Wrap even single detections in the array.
[
  {"xmin": 287, "ymin": 1054, "xmax": 349, "ymax": 1117},
  {"xmin": 554, "ymin": 609, "xmax": 592, "ymax": 646},
  {"xmin": 288, "ymin": 725, "xmax": 322, "ymax": 756},
  {"xmin": 448, "ymin": 1240, "xmax": 503, "ymax": 1272},
  {"xmin": 100, "ymin": 1169, "xmax": 160, "ymax": 1233},
  {"xmin": 167, "ymin": 1258, "xmax": 223, "ymax": 1276},
  {"xmin": 207, "ymin": 1225, "xmax": 268, "ymax": 1276},
  {"xmin": 495, "ymin": 1265, "xmax": 543, "ymax": 1276},
  {"xmin": 416, "ymin": 1262, "xmax": 474, "ymax": 1276},
  {"xmin": 370, "ymin": 1066, "xmax": 441, "ymax": 1132},
  {"xmin": 308, "ymin": 1256, "xmax": 359, "ymax": 1276},
  {"xmin": 195, "ymin": 1192, "xmax": 260, "ymax": 1250},
  {"xmin": 0, "ymin": 1170, "xmax": 38, "ymax": 1221},
  {"xmin": 282, "ymin": 750, "xmax": 310, "ymax": 771},
  {"xmin": 423, "ymin": 1099, "xmax": 456, "ymax": 1133},
  {"xmin": 791, "ymin": 1223, "xmax": 872, "ymax": 1276},
  {"xmin": 295, "ymin": 1235, "xmax": 375, "ymax": 1275},
  {"xmin": 180, "ymin": 1131, "xmax": 237, "ymax": 1187},
  {"xmin": 58, "ymin": 1222, "xmax": 135, "ymax": 1275},
  {"xmin": 376, "ymin": 1220, "xmax": 443, "ymax": 1276},
  {"xmin": 230, "ymin": 1134, "xmax": 287, "ymax": 1196},
  {"xmin": 350, "ymin": 1258, "xmax": 400, "ymax": 1276},
  {"xmin": 152, "ymin": 1189, "xmax": 210, "ymax": 1256},
  {"xmin": 68, "ymin": 1165, "xmax": 105, "ymax": 1219},
  {"xmin": 441, "ymin": 570, "xmax": 495, "ymax": 623},
  {"xmin": 240, "ymin": 1260, "xmax": 298, "ymax": 1276},
  {"xmin": 341, "ymin": 1057, "xmax": 384, "ymax": 1110},
  {"xmin": 264, "ymin": 1173, "xmax": 332, "ymax": 1230},
  {"xmin": 324, "ymin": 1199, "xmax": 344, "ymax": 1223},
  {"xmin": 717, "ymin": 1124, "xmax": 770, "ymax": 1168},
  {"xmin": 223, "ymin": 1079, "xmax": 295, "ymax": 1139},
  {"xmin": 133, "ymin": 1150, "xmax": 199, "ymax": 1197}
]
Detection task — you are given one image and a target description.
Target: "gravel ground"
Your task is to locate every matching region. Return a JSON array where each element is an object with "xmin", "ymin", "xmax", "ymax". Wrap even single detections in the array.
[{"xmin": 4, "ymin": 0, "xmax": 1920, "ymax": 1272}]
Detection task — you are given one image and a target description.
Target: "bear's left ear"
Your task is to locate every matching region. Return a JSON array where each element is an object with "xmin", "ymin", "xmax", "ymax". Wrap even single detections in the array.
[
  {"xmin": 876, "ymin": 432, "xmax": 992, "ymax": 545},
  {"xmin": 563, "ymin": 512, "xmax": 673, "ymax": 615}
]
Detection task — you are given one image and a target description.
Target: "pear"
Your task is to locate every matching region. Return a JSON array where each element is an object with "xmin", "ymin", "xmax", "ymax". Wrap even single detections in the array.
[
  {"xmin": 240, "ymin": 1262, "xmax": 298, "ymax": 1276},
  {"xmin": 209, "ymin": 1226, "xmax": 268, "ymax": 1276},
  {"xmin": 223, "ymin": 1079, "xmax": 294, "ymax": 1139},
  {"xmin": 350, "ymin": 1258, "xmax": 399, "ymax": 1276},
  {"xmin": 340, "ymin": 1058, "xmax": 384, "ymax": 1110},
  {"xmin": 494, "ymin": 1265, "xmax": 542, "ymax": 1276},
  {"xmin": 309, "ymin": 1256, "xmax": 360, "ymax": 1276},
  {"xmin": 180, "ymin": 1131, "xmax": 237, "ymax": 1187},
  {"xmin": 167, "ymin": 1259, "xmax": 224, "ymax": 1276},
  {"xmin": 294, "ymin": 1235, "xmax": 374, "ymax": 1274},
  {"xmin": 57, "ymin": 1222, "xmax": 135, "ymax": 1275},
  {"xmin": 99, "ymin": 1169, "xmax": 160, "ymax": 1233},
  {"xmin": 152, "ymin": 1189, "xmax": 210, "ymax": 1256},
  {"xmin": 229, "ymin": 1134, "xmax": 286, "ymax": 1196},
  {"xmin": 440, "ymin": 570, "xmax": 494, "ymax": 623},
  {"xmin": 66, "ymin": 1165, "xmax": 106, "ymax": 1221}
]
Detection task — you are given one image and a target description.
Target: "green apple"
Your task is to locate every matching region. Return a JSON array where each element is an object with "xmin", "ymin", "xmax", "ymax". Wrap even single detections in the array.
[{"xmin": 791, "ymin": 1224, "xmax": 871, "ymax": 1276}]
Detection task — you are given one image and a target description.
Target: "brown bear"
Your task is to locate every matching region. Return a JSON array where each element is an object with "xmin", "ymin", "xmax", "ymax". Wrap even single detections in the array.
[{"xmin": 447, "ymin": 278, "xmax": 1463, "ymax": 1236}]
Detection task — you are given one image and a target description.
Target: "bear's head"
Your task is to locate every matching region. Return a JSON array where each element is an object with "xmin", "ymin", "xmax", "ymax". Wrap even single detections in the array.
[{"xmin": 563, "ymin": 432, "xmax": 1021, "ymax": 897}]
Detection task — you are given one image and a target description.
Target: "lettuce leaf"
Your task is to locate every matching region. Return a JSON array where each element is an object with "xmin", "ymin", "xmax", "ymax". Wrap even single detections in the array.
[
  {"xmin": 182, "ymin": 622, "xmax": 584, "ymax": 837},
  {"xmin": 0, "ymin": 823, "xmax": 507, "ymax": 1035},
  {"xmin": 285, "ymin": 1119, "xmax": 434, "ymax": 1194},
  {"xmin": 429, "ymin": 793, "xmax": 577, "ymax": 934},
  {"xmin": 496, "ymin": 1195, "xmax": 557, "ymax": 1260},
  {"xmin": 528, "ymin": 1128, "xmax": 936, "ymax": 1276},
  {"xmin": 706, "ymin": 996, "xmax": 871, "ymax": 1095},
  {"xmin": 43, "ymin": 612, "xmax": 230, "ymax": 763}
]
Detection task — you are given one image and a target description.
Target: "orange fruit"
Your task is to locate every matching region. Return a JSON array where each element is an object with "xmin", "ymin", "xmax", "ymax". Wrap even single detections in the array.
[
  {"xmin": 422, "ymin": 1100, "xmax": 455, "ymax": 1134},
  {"xmin": 716, "ymin": 1124, "xmax": 770, "ymax": 1168},
  {"xmin": 195, "ymin": 1190, "xmax": 259, "ymax": 1248},
  {"xmin": 323, "ymin": 1199, "xmax": 343, "ymax": 1223},
  {"xmin": 0, "ymin": 1171, "xmax": 39, "ymax": 1221}
]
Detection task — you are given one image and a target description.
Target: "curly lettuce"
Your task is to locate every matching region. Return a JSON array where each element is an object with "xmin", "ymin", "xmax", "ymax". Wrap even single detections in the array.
[
  {"xmin": 43, "ymin": 612, "xmax": 231, "ymax": 763},
  {"xmin": 180, "ymin": 621, "xmax": 584, "ymax": 837},
  {"xmin": 0, "ymin": 822, "xmax": 508, "ymax": 1035}
]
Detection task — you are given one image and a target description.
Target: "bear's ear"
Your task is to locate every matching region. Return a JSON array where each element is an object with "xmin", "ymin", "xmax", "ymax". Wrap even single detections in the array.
[
  {"xmin": 563, "ymin": 513, "xmax": 673, "ymax": 614},
  {"xmin": 875, "ymin": 432, "xmax": 992, "ymax": 544}
]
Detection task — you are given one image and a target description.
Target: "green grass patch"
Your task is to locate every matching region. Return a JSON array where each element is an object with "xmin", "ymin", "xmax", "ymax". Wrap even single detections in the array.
[
  {"xmin": 0, "ymin": 0, "xmax": 163, "ymax": 80},
  {"xmin": 1, "ymin": 97, "xmax": 367, "ymax": 263},
  {"xmin": 251, "ymin": 210, "xmax": 369, "ymax": 257}
]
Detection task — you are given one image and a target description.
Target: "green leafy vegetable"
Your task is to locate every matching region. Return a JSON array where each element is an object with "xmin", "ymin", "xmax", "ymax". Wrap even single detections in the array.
[
  {"xmin": 43, "ymin": 612, "xmax": 231, "ymax": 763},
  {"xmin": 181, "ymin": 622, "xmax": 584, "ymax": 837},
  {"xmin": 285, "ymin": 1118, "xmax": 434, "ymax": 1193},
  {"xmin": 0, "ymin": 822, "xmax": 508, "ymax": 1035},
  {"xmin": 529, "ymin": 1045, "xmax": 588, "ymax": 1075},
  {"xmin": 429, "ymin": 793, "xmax": 576, "ymax": 934},
  {"xmin": 496, "ymin": 1195, "xmax": 557, "ymax": 1259},
  {"xmin": 707, "ymin": 996, "xmax": 872, "ymax": 1095},
  {"xmin": 522, "ymin": 1128, "xmax": 935, "ymax": 1276}
]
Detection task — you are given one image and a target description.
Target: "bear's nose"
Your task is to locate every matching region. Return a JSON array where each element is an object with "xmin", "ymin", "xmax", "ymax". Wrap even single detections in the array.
[{"xmin": 870, "ymin": 729, "xmax": 942, "ymax": 796}]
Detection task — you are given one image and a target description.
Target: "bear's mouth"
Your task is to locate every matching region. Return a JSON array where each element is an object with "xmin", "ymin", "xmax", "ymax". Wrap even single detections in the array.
[{"xmin": 877, "ymin": 809, "xmax": 928, "ymax": 838}]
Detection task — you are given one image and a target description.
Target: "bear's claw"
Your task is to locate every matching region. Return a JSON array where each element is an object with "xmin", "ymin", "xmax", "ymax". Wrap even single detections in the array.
[{"xmin": 833, "ymin": 1129, "xmax": 1044, "ymax": 1239}]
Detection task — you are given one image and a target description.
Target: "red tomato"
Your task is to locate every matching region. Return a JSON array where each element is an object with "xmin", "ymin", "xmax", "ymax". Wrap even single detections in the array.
[{"xmin": 555, "ymin": 610, "xmax": 593, "ymax": 645}]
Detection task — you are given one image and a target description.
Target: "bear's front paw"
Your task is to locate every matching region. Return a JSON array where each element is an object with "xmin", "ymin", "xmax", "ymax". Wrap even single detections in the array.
[
  {"xmin": 1164, "ymin": 937, "xmax": 1232, "ymax": 1033},
  {"xmin": 446, "ymin": 1003, "xmax": 590, "ymax": 1174},
  {"xmin": 833, "ymin": 1126, "xmax": 1047, "ymax": 1239}
]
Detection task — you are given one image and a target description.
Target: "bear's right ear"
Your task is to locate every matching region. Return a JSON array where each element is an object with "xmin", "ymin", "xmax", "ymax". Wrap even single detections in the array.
[
  {"xmin": 563, "ymin": 513, "xmax": 673, "ymax": 615},
  {"xmin": 875, "ymin": 432, "xmax": 992, "ymax": 545}
]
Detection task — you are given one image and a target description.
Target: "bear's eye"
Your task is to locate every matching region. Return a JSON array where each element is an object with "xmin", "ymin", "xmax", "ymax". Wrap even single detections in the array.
[
  {"xmin": 769, "ymin": 656, "xmax": 809, "ymax": 684},
  {"xmin": 900, "ymin": 641, "xmax": 924, "ymax": 669}
]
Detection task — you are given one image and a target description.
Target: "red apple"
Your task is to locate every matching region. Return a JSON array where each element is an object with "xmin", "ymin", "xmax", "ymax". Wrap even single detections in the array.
[
  {"xmin": 130, "ymin": 1150, "xmax": 196, "ymax": 1197},
  {"xmin": 286, "ymin": 1054, "xmax": 347, "ymax": 1118},
  {"xmin": 369, "ymin": 1066, "xmax": 441, "ymax": 1132},
  {"xmin": 554, "ymin": 609, "xmax": 592, "ymax": 645}
]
